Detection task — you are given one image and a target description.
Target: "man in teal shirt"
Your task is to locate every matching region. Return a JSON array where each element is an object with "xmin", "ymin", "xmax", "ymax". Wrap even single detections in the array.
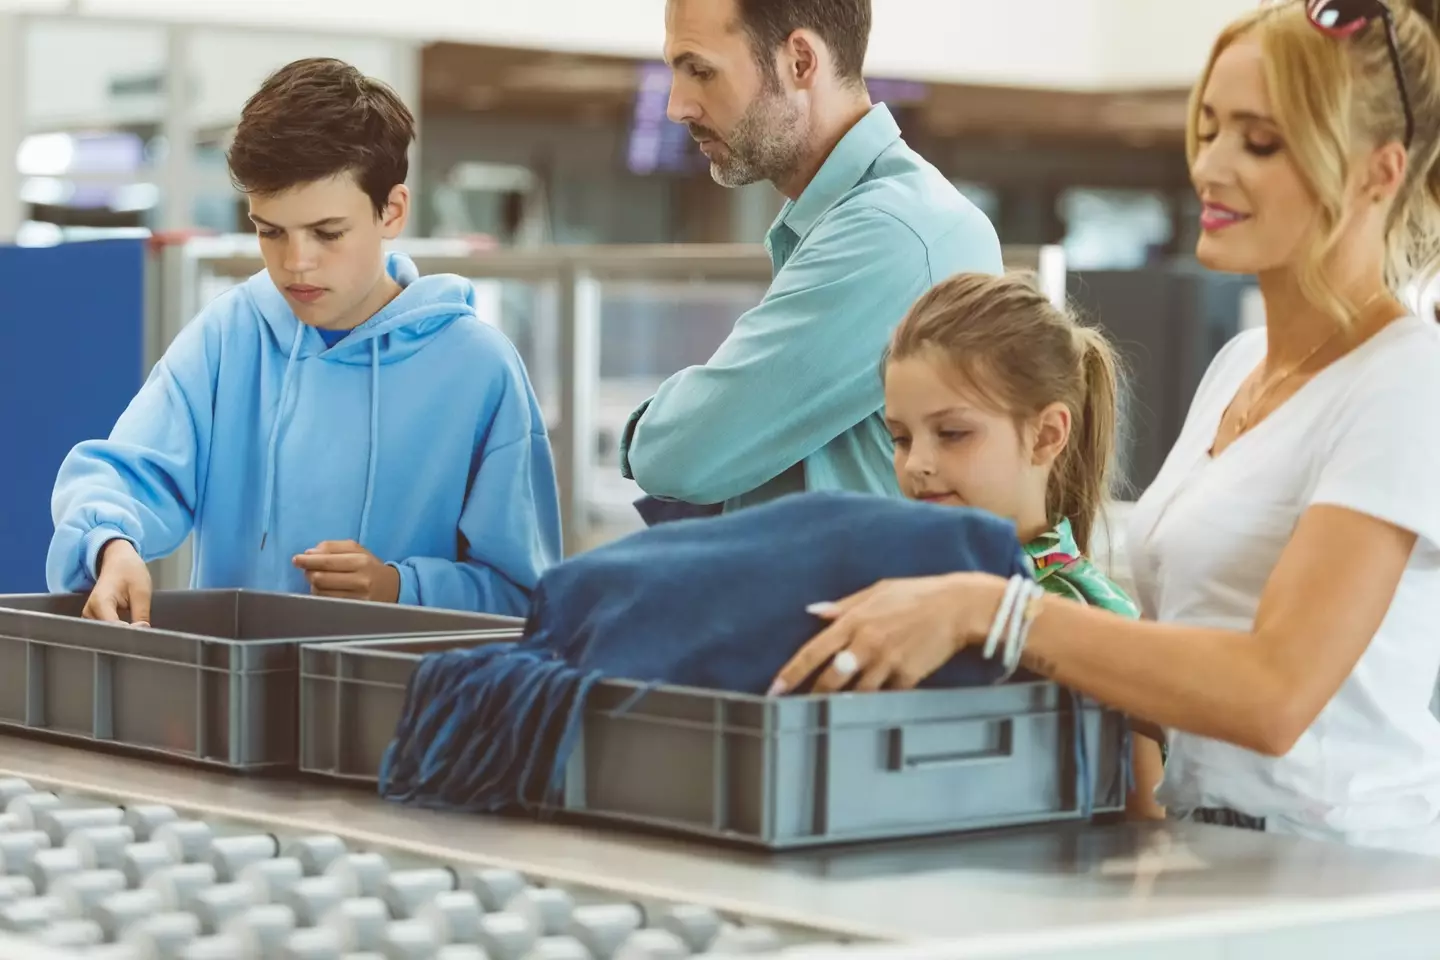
[{"xmin": 620, "ymin": 0, "xmax": 1003, "ymax": 512}]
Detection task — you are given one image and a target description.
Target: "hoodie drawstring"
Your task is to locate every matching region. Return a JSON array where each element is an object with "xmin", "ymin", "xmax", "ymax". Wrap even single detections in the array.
[
  {"xmin": 359, "ymin": 339, "xmax": 380, "ymax": 545},
  {"xmin": 260, "ymin": 324, "xmax": 305, "ymax": 550},
  {"xmin": 258, "ymin": 327, "xmax": 384, "ymax": 553}
]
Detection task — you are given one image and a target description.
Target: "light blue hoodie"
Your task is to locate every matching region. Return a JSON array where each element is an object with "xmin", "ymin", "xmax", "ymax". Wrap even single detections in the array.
[{"xmin": 47, "ymin": 253, "xmax": 561, "ymax": 616}]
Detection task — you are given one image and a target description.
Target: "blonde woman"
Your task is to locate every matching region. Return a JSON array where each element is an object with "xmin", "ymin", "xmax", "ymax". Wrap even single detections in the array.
[{"xmin": 774, "ymin": 0, "xmax": 1440, "ymax": 854}]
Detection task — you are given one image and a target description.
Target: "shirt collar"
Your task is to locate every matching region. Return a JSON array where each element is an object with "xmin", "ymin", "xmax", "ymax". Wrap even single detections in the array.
[{"xmin": 774, "ymin": 103, "xmax": 901, "ymax": 243}]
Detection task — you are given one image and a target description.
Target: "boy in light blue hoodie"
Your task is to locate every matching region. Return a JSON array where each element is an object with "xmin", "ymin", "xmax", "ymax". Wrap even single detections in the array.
[{"xmin": 47, "ymin": 58, "xmax": 561, "ymax": 621}]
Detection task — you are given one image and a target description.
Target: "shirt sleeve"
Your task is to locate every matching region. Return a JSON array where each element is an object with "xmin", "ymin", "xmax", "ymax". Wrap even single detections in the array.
[
  {"xmin": 618, "ymin": 203, "xmax": 1000, "ymax": 505},
  {"xmin": 1309, "ymin": 323, "xmax": 1440, "ymax": 548},
  {"xmin": 47, "ymin": 316, "xmax": 216, "ymax": 591}
]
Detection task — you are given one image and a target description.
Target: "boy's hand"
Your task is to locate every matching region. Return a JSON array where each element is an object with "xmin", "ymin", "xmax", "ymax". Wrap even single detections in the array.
[
  {"xmin": 293, "ymin": 541, "xmax": 400, "ymax": 603},
  {"xmin": 86, "ymin": 539, "xmax": 153, "ymax": 625}
]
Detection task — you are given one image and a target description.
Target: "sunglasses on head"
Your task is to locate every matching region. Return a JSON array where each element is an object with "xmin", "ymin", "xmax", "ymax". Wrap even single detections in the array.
[{"xmin": 1306, "ymin": 0, "xmax": 1414, "ymax": 146}]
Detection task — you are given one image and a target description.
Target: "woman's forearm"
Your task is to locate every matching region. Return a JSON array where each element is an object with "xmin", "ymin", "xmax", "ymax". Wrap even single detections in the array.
[
  {"xmin": 1001, "ymin": 507, "xmax": 1416, "ymax": 757},
  {"xmin": 777, "ymin": 508, "xmax": 1403, "ymax": 752},
  {"xmin": 1016, "ymin": 596, "xmax": 1297, "ymax": 756}
]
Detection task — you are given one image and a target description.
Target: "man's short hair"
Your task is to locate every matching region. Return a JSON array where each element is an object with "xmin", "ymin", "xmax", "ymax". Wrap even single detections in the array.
[
  {"xmin": 227, "ymin": 58, "xmax": 415, "ymax": 217},
  {"xmin": 735, "ymin": 0, "xmax": 871, "ymax": 85}
]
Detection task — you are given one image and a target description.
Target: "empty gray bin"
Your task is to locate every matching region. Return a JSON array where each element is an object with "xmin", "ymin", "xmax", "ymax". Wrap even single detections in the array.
[
  {"xmin": 301, "ymin": 636, "xmax": 1127, "ymax": 849},
  {"xmin": 0, "ymin": 590, "xmax": 522, "ymax": 770}
]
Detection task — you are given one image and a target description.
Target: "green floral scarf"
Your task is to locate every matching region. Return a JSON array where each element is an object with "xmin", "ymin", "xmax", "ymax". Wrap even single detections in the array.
[{"xmin": 1024, "ymin": 517, "xmax": 1139, "ymax": 619}]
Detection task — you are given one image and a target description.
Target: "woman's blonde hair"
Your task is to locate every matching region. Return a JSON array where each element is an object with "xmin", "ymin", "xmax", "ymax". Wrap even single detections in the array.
[
  {"xmin": 1188, "ymin": 0, "xmax": 1440, "ymax": 324},
  {"xmin": 885, "ymin": 272, "xmax": 1125, "ymax": 555}
]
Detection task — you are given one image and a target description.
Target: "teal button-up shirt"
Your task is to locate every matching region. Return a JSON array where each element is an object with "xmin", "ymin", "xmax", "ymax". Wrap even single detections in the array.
[{"xmin": 620, "ymin": 104, "xmax": 1003, "ymax": 510}]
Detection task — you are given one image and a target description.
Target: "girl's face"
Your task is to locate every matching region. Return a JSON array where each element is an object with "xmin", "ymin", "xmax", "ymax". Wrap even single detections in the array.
[{"xmin": 884, "ymin": 351, "xmax": 1069, "ymax": 542}]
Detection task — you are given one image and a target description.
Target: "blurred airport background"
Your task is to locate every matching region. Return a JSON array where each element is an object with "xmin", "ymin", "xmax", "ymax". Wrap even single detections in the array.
[{"xmin": 0, "ymin": 0, "xmax": 1425, "ymax": 588}]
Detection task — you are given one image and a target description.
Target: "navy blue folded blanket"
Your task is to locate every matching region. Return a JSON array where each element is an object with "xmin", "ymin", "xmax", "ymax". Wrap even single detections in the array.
[{"xmin": 378, "ymin": 491, "xmax": 1031, "ymax": 814}]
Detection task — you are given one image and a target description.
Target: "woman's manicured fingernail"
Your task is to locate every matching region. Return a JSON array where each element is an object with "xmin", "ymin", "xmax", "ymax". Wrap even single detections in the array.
[{"xmin": 806, "ymin": 602, "xmax": 839, "ymax": 616}]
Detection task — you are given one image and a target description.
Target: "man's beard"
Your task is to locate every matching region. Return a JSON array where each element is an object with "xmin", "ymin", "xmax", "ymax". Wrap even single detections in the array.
[{"xmin": 691, "ymin": 89, "xmax": 807, "ymax": 189}]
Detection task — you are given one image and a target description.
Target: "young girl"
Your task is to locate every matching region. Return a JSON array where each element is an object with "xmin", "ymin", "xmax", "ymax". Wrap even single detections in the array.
[{"xmin": 881, "ymin": 271, "xmax": 1163, "ymax": 818}]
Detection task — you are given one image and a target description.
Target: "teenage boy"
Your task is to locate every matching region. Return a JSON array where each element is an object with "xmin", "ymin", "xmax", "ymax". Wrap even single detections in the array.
[{"xmin": 47, "ymin": 58, "xmax": 561, "ymax": 621}]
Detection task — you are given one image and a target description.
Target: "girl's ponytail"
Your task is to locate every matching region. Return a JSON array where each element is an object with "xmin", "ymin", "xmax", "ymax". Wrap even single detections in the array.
[{"xmin": 1049, "ymin": 327, "xmax": 1123, "ymax": 554}]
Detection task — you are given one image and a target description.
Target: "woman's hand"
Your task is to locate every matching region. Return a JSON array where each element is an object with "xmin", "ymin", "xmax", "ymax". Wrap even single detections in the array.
[{"xmin": 769, "ymin": 573, "xmax": 1008, "ymax": 695}]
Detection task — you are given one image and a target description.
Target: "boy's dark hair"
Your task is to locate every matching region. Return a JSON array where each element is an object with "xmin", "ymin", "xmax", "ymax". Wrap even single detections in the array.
[
  {"xmin": 735, "ymin": 0, "xmax": 871, "ymax": 86},
  {"xmin": 227, "ymin": 58, "xmax": 415, "ymax": 217}
]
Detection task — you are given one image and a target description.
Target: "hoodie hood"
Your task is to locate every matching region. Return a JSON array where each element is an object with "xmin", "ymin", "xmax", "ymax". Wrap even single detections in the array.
[
  {"xmin": 245, "ymin": 251, "xmax": 476, "ymax": 366},
  {"xmin": 246, "ymin": 252, "xmax": 478, "ymax": 551}
]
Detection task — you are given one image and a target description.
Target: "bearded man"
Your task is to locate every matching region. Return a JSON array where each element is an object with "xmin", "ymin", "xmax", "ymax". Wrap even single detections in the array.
[{"xmin": 622, "ymin": 0, "xmax": 1004, "ymax": 515}]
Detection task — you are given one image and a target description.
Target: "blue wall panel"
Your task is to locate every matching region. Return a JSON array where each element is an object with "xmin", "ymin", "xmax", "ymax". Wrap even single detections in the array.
[{"xmin": 0, "ymin": 239, "xmax": 147, "ymax": 592}]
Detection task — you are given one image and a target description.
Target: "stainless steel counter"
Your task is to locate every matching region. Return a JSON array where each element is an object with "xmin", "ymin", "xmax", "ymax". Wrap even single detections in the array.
[{"xmin": 5, "ymin": 737, "xmax": 1440, "ymax": 954}]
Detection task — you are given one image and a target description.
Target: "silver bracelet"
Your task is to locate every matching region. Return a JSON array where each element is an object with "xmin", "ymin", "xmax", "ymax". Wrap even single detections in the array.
[
  {"xmin": 983, "ymin": 575, "xmax": 1025, "ymax": 660},
  {"xmin": 996, "ymin": 581, "xmax": 1045, "ymax": 684},
  {"xmin": 1002, "ymin": 579, "xmax": 1032, "ymax": 667}
]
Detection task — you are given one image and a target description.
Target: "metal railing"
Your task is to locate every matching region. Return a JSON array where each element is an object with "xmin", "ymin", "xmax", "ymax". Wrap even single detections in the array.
[{"xmin": 155, "ymin": 240, "xmax": 1066, "ymax": 559}]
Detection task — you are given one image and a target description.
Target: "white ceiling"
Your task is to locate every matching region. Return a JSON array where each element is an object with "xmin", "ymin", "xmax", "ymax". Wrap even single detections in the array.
[{"xmin": 2, "ymin": 0, "xmax": 1261, "ymax": 91}]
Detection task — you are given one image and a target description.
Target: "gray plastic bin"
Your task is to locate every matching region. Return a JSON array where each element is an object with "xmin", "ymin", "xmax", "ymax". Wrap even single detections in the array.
[
  {"xmin": 0, "ymin": 590, "xmax": 522, "ymax": 770},
  {"xmin": 301, "ymin": 636, "xmax": 1127, "ymax": 849}
]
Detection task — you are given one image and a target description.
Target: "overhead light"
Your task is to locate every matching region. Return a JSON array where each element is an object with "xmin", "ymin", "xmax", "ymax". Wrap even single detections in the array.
[
  {"xmin": 17, "ymin": 132, "xmax": 146, "ymax": 176},
  {"xmin": 15, "ymin": 221, "xmax": 62, "ymax": 248},
  {"xmin": 19, "ymin": 177, "xmax": 72, "ymax": 206},
  {"xmin": 17, "ymin": 133, "xmax": 75, "ymax": 177}
]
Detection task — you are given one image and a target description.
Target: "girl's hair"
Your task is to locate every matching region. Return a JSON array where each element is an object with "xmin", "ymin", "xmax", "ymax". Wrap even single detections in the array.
[
  {"xmin": 885, "ymin": 272, "xmax": 1124, "ymax": 554},
  {"xmin": 1189, "ymin": 0, "xmax": 1440, "ymax": 324}
]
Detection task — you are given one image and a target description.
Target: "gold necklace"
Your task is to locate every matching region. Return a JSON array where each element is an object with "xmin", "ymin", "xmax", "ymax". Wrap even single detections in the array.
[
  {"xmin": 1229, "ymin": 294, "xmax": 1392, "ymax": 439},
  {"xmin": 1230, "ymin": 328, "xmax": 1340, "ymax": 436}
]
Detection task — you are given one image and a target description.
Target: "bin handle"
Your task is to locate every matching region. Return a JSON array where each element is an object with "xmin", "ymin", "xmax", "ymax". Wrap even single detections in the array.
[{"xmin": 887, "ymin": 718, "xmax": 1014, "ymax": 771}]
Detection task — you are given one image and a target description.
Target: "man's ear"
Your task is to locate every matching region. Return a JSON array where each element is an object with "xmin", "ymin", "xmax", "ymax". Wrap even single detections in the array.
[{"xmin": 780, "ymin": 30, "xmax": 825, "ymax": 90}]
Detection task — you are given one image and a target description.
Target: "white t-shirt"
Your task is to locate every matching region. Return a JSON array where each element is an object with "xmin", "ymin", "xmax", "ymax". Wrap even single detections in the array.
[{"xmin": 1127, "ymin": 315, "xmax": 1440, "ymax": 854}]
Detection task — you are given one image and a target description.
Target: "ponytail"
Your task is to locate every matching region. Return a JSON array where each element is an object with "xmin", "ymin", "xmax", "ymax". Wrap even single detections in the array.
[{"xmin": 1048, "ymin": 328, "xmax": 1123, "ymax": 555}]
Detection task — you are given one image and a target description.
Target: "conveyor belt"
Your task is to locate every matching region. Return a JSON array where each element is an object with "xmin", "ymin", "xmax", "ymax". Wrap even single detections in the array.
[
  {"xmin": 4, "ymin": 738, "xmax": 1440, "ymax": 958},
  {"xmin": 0, "ymin": 782, "xmax": 799, "ymax": 959}
]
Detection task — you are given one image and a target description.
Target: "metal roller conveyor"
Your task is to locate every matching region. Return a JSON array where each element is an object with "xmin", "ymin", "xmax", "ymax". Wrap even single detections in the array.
[{"xmin": 2, "ymin": 738, "xmax": 1440, "ymax": 958}]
